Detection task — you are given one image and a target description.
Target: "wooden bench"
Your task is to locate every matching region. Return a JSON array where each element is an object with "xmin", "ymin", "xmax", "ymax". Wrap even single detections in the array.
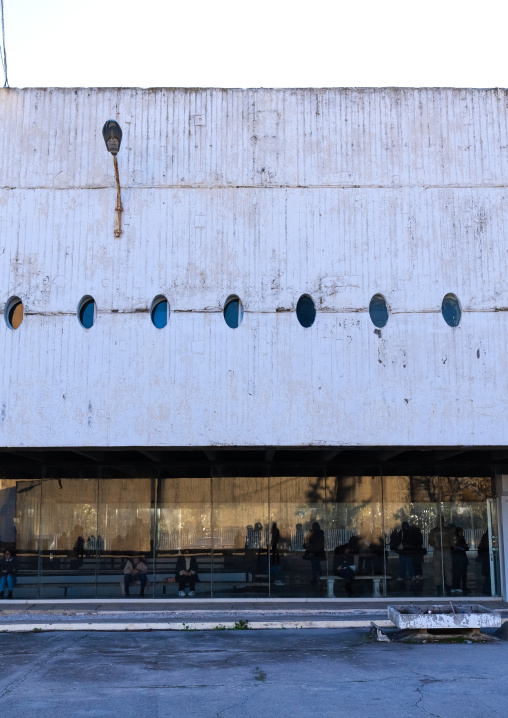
[{"xmin": 320, "ymin": 574, "xmax": 391, "ymax": 598}]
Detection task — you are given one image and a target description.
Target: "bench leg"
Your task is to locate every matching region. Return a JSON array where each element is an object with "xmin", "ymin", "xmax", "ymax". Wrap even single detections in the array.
[
  {"xmin": 372, "ymin": 578, "xmax": 381, "ymax": 598},
  {"xmin": 327, "ymin": 578, "xmax": 335, "ymax": 598},
  {"xmin": 63, "ymin": 586, "xmax": 68, "ymax": 597},
  {"xmin": 162, "ymin": 585, "xmax": 166, "ymax": 596}
]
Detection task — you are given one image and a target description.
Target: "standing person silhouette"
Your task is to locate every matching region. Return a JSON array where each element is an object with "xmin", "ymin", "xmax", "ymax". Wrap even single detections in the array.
[
  {"xmin": 304, "ymin": 522, "xmax": 325, "ymax": 586},
  {"xmin": 271, "ymin": 522, "xmax": 280, "ymax": 564}
]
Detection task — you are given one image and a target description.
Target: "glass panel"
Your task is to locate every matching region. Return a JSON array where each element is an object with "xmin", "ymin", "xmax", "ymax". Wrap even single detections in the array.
[
  {"xmin": 224, "ymin": 297, "xmax": 243, "ymax": 328},
  {"xmin": 0, "ymin": 471, "xmax": 499, "ymax": 602},
  {"xmin": 156, "ymin": 477, "xmax": 212, "ymax": 599},
  {"xmin": 211, "ymin": 472, "xmax": 269, "ymax": 597},
  {"xmin": 39, "ymin": 478, "xmax": 98, "ymax": 599},
  {"xmin": 384, "ymin": 475, "xmax": 437, "ymax": 598},
  {"xmin": 268, "ymin": 475, "xmax": 326, "ymax": 597},
  {"xmin": 441, "ymin": 294, "xmax": 461, "ymax": 327},
  {"xmin": 369, "ymin": 294, "xmax": 389, "ymax": 328},
  {"xmin": 439, "ymin": 476, "xmax": 496, "ymax": 597},
  {"xmin": 487, "ymin": 498, "xmax": 501, "ymax": 596},
  {"xmin": 97, "ymin": 478, "xmax": 152, "ymax": 599},
  {"xmin": 0, "ymin": 478, "xmax": 40, "ymax": 599},
  {"xmin": 151, "ymin": 299, "xmax": 168, "ymax": 329},
  {"xmin": 296, "ymin": 295, "xmax": 316, "ymax": 328},
  {"xmin": 382, "ymin": 475, "xmax": 496, "ymax": 598},
  {"xmin": 327, "ymin": 476, "xmax": 385, "ymax": 598}
]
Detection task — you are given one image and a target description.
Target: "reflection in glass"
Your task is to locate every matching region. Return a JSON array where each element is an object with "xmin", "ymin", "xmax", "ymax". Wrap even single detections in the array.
[
  {"xmin": 4, "ymin": 478, "xmax": 41, "ymax": 598},
  {"xmin": 0, "ymin": 473, "xmax": 500, "ymax": 599},
  {"xmin": 270, "ymin": 475, "xmax": 327, "ymax": 597},
  {"xmin": 97, "ymin": 478, "xmax": 152, "ymax": 598},
  {"xmin": 212, "ymin": 474, "xmax": 269, "ymax": 597},
  {"xmin": 441, "ymin": 293, "xmax": 461, "ymax": 327},
  {"xmin": 328, "ymin": 476, "xmax": 385, "ymax": 597},
  {"xmin": 39, "ymin": 479, "xmax": 98, "ymax": 599},
  {"xmin": 157, "ymin": 477, "xmax": 212, "ymax": 598}
]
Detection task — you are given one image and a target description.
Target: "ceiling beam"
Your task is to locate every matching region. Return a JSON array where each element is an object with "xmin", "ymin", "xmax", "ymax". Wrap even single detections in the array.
[
  {"xmin": 6, "ymin": 451, "xmax": 45, "ymax": 463},
  {"xmin": 71, "ymin": 450, "xmax": 103, "ymax": 462},
  {"xmin": 320, "ymin": 449, "xmax": 344, "ymax": 463},
  {"xmin": 136, "ymin": 450, "xmax": 162, "ymax": 463},
  {"xmin": 432, "ymin": 449, "xmax": 468, "ymax": 461},
  {"xmin": 376, "ymin": 449, "xmax": 407, "ymax": 462}
]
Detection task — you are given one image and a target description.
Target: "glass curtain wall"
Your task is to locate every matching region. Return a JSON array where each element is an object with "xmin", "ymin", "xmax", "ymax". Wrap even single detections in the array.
[
  {"xmin": 0, "ymin": 473, "xmax": 501, "ymax": 599},
  {"xmin": 211, "ymin": 470, "xmax": 269, "ymax": 597},
  {"xmin": 155, "ymin": 477, "xmax": 212, "ymax": 598},
  {"xmin": 97, "ymin": 478, "xmax": 153, "ymax": 599},
  {"xmin": 39, "ymin": 478, "xmax": 98, "ymax": 598}
]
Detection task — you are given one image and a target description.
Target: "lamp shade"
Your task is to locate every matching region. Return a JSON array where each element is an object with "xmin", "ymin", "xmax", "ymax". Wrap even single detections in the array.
[{"xmin": 102, "ymin": 120, "xmax": 122, "ymax": 155}]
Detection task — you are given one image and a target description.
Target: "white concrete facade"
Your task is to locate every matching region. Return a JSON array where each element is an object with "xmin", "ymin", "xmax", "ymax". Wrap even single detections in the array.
[{"xmin": 0, "ymin": 88, "xmax": 507, "ymax": 449}]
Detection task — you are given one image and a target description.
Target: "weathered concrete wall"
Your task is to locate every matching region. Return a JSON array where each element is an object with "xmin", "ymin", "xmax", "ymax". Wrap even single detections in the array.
[{"xmin": 0, "ymin": 87, "xmax": 507, "ymax": 448}]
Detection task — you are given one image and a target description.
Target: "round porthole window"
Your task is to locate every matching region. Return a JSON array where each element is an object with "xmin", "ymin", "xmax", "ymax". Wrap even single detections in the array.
[
  {"xmin": 224, "ymin": 295, "xmax": 244, "ymax": 329},
  {"xmin": 151, "ymin": 295, "xmax": 169, "ymax": 329},
  {"xmin": 78, "ymin": 296, "xmax": 96, "ymax": 329},
  {"xmin": 4, "ymin": 296, "xmax": 24, "ymax": 330},
  {"xmin": 442, "ymin": 293, "xmax": 461, "ymax": 327},
  {"xmin": 296, "ymin": 294, "xmax": 316, "ymax": 328},
  {"xmin": 369, "ymin": 294, "xmax": 389, "ymax": 328}
]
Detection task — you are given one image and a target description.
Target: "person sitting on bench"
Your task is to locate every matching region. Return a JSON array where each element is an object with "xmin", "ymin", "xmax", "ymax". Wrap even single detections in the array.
[
  {"xmin": 0, "ymin": 550, "xmax": 18, "ymax": 599},
  {"xmin": 333, "ymin": 543, "xmax": 355, "ymax": 596},
  {"xmin": 123, "ymin": 556, "xmax": 148, "ymax": 598},
  {"xmin": 175, "ymin": 549, "xmax": 199, "ymax": 596},
  {"xmin": 256, "ymin": 547, "xmax": 285, "ymax": 585}
]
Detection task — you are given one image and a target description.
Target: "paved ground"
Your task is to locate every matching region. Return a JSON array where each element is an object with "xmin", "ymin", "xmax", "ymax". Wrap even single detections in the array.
[{"xmin": 0, "ymin": 628, "xmax": 507, "ymax": 718}]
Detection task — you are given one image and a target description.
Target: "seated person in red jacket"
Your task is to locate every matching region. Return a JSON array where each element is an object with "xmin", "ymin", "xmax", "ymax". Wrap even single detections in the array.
[{"xmin": 175, "ymin": 549, "xmax": 199, "ymax": 596}]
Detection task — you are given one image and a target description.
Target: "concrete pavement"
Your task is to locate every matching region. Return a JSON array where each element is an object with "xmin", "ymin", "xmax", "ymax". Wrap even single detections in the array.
[{"xmin": 0, "ymin": 628, "xmax": 507, "ymax": 717}]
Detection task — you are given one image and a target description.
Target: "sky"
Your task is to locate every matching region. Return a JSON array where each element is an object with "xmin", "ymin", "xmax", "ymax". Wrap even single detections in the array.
[{"xmin": 2, "ymin": 0, "xmax": 507, "ymax": 88}]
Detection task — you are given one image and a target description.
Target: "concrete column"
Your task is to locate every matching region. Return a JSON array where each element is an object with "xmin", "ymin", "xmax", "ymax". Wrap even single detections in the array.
[{"xmin": 495, "ymin": 474, "xmax": 508, "ymax": 601}]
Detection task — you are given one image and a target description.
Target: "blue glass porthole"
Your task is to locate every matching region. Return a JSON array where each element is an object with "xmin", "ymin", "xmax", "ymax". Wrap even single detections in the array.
[
  {"xmin": 369, "ymin": 294, "xmax": 389, "ymax": 328},
  {"xmin": 151, "ymin": 296, "xmax": 169, "ymax": 329},
  {"xmin": 296, "ymin": 294, "xmax": 316, "ymax": 328},
  {"xmin": 78, "ymin": 296, "xmax": 96, "ymax": 329},
  {"xmin": 224, "ymin": 295, "xmax": 244, "ymax": 329},
  {"xmin": 442, "ymin": 293, "xmax": 461, "ymax": 327}
]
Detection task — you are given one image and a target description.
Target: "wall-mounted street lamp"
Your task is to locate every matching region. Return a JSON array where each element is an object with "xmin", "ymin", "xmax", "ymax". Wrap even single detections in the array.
[{"xmin": 102, "ymin": 120, "xmax": 123, "ymax": 238}]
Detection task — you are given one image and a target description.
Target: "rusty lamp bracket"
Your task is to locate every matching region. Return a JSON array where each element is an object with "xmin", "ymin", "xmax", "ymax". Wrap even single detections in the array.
[
  {"xmin": 102, "ymin": 120, "xmax": 123, "ymax": 239},
  {"xmin": 113, "ymin": 154, "xmax": 123, "ymax": 238}
]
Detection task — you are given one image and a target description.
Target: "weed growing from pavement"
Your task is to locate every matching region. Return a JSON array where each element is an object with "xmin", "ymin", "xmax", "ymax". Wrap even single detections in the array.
[
  {"xmin": 234, "ymin": 619, "xmax": 249, "ymax": 630},
  {"xmin": 254, "ymin": 668, "xmax": 266, "ymax": 681},
  {"xmin": 214, "ymin": 625, "xmax": 227, "ymax": 631}
]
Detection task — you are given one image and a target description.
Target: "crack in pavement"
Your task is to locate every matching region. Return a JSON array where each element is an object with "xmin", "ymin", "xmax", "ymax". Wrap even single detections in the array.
[
  {"xmin": 216, "ymin": 691, "xmax": 251, "ymax": 718},
  {"xmin": 415, "ymin": 683, "xmax": 442, "ymax": 718},
  {"xmin": 0, "ymin": 633, "xmax": 88, "ymax": 699}
]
